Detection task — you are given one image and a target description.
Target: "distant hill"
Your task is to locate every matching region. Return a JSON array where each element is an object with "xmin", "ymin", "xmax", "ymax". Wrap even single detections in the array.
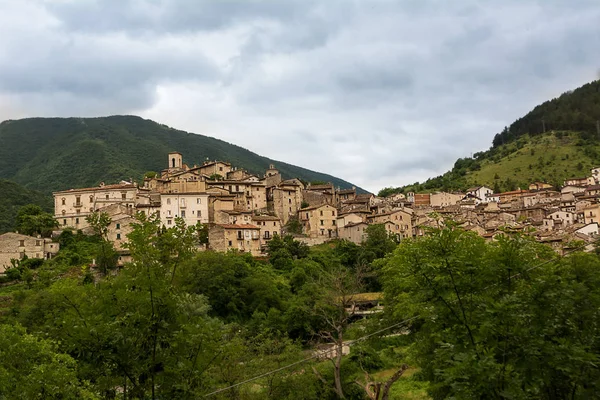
[
  {"xmin": 379, "ymin": 80, "xmax": 600, "ymax": 196},
  {"xmin": 0, "ymin": 116, "xmax": 365, "ymax": 193},
  {"xmin": 493, "ymin": 80, "xmax": 600, "ymax": 147},
  {"xmin": 0, "ymin": 180, "xmax": 52, "ymax": 234}
]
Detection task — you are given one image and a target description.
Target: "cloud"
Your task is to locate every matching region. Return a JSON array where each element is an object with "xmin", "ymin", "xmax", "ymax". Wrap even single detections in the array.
[{"xmin": 1, "ymin": 0, "xmax": 600, "ymax": 192}]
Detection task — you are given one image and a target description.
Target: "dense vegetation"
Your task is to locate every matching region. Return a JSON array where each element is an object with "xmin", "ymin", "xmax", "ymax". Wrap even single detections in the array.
[
  {"xmin": 493, "ymin": 80, "xmax": 600, "ymax": 147},
  {"xmin": 0, "ymin": 180, "xmax": 52, "ymax": 234},
  {"xmin": 1, "ymin": 210, "xmax": 599, "ymax": 399},
  {"xmin": 0, "ymin": 116, "xmax": 363, "ymax": 193}
]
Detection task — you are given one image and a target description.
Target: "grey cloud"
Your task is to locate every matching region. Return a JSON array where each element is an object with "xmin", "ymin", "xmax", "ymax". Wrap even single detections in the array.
[{"xmin": 2, "ymin": 0, "xmax": 600, "ymax": 192}]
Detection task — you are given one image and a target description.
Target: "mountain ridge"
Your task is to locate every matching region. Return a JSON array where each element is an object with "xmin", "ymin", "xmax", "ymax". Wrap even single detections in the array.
[
  {"xmin": 378, "ymin": 79, "xmax": 600, "ymax": 196},
  {"xmin": 0, "ymin": 115, "xmax": 367, "ymax": 194}
]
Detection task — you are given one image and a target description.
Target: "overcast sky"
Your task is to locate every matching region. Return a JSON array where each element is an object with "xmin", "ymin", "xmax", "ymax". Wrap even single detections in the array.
[{"xmin": 1, "ymin": 0, "xmax": 599, "ymax": 192}]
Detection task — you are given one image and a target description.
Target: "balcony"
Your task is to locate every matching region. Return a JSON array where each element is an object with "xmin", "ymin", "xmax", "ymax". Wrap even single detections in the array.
[{"xmin": 73, "ymin": 202, "xmax": 83, "ymax": 208}]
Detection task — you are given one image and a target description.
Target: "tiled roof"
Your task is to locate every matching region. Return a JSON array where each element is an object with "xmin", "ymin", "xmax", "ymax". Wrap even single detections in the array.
[
  {"xmin": 216, "ymin": 224, "xmax": 260, "ymax": 229},
  {"xmin": 54, "ymin": 183, "xmax": 136, "ymax": 194}
]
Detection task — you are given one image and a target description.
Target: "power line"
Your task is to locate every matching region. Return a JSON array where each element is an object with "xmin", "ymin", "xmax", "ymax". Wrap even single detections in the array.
[{"xmin": 204, "ymin": 235, "xmax": 599, "ymax": 397}]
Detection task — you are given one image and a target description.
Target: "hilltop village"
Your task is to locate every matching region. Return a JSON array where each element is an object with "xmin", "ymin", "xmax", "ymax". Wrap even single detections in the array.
[{"xmin": 35, "ymin": 151, "xmax": 599, "ymax": 265}]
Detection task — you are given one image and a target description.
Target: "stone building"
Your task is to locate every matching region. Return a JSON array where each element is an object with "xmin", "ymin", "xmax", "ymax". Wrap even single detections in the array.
[
  {"xmin": 159, "ymin": 192, "xmax": 209, "ymax": 228},
  {"xmin": 208, "ymin": 224, "xmax": 261, "ymax": 256},
  {"xmin": 367, "ymin": 209, "xmax": 413, "ymax": 239},
  {"xmin": 298, "ymin": 204, "xmax": 338, "ymax": 238},
  {"xmin": 271, "ymin": 179, "xmax": 304, "ymax": 224},
  {"xmin": 338, "ymin": 222, "xmax": 368, "ymax": 244},
  {"xmin": 53, "ymin": 182, "xmax": 138, "ymax": 230},
  {"xmin": 251, "ymin": 215, "xmax": 282, "ymax": 243},
  {"xmin": 0, "ymin": 233, "xmax": 60, "ymax": 273}
]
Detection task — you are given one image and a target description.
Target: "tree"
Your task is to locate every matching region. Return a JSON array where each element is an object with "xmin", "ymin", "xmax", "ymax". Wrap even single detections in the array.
[
  {"xmin": 382, "ymin": 225, "xmax": 600, "ymax": 399},
  {"xmin": 85, "ymin": 211, "xmax": 117, "ymax": 274},
  {"xmin": 0, "ymin": 324, "xmax": 97, "ymax": 399},
  {"xmin": 15, "ymin": 204, "xmax": 58, "ymax": 237}
]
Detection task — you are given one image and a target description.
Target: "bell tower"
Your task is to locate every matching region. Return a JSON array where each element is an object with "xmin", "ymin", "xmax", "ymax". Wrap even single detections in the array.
[{"xmin": 168, "ymin": 152, "xmax": 183, "ymax": 171}]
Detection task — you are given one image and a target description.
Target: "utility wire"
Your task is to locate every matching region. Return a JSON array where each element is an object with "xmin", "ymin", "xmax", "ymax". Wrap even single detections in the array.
[{"xmin": 204, "ymin": 234, "xmax": 599, "ymax": 397}]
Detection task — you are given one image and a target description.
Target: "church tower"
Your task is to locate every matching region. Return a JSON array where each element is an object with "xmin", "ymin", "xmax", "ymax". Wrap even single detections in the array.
[{"xmin": 168, "ymin": 152, "xmax": 183, "ymax": 171}]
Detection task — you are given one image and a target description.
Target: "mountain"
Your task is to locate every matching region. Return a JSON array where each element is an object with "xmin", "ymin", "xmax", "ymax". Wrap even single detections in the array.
[
  {"xmin": 0, "ymin": 116, "xmax": 365, "ymax": 193},
  {"xmin": 0, "ymin": 180, "xmax": 53, "ymax": 233},
  {"xmin": 493, "ymin": 80, "xmax": 600, "ymax": 147},
  {"xmin": 379, "ymin": 80, "xmax": 600, "ymax": 196}
]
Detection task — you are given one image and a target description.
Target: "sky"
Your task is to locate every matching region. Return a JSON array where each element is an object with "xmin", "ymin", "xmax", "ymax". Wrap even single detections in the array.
[{"xmin": 1, "ymin": 1, "xmax": 599, "ymax": 193}]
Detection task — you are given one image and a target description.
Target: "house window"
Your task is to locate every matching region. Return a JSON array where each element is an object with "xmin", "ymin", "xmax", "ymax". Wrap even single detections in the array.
[
  {"xmin": 19, "ymin": 240, "xmax": 24, "ymax": 247},
  {"xmin": 75, "ymin": 195, "xmax": 81, "ymax": 205},
  {"xmin": 228, "ymin": 240, "xmax": 232, "ymax": 246},
  {"xmin": 167, "ymin": 220, "xmax": 172, "ymax": 225},
  {"xmin": 219, "ymin": 167, "xmax": 223, "ymax": 172},
  {"xmin": 181, "ymin": 199, "xmax": 186, "ymax": 207},
  {"xmin": 116, "ymin": 233, "xmax": 121, "ymax": 240},
  {"xmin": 197, "ymin": 198, "xmax": 202, "ymax": 204},
  {"xmin": 106, "ymin": 194, "xmax": 109, "ymax": 200},
  {"xmin": 61, "ymin": 198, "xmax": 66, "ymax": 205},
  {"xmin": 320, "ymin": 210, "xmax": 323, "ymax": 216},
  {"xmin": 63, "ymin": 219, "xmax": 67, "ymax": 225},
  {"xmin": 122, "ymin": 193, "xmax": 126, "ymax": 200},
  {"xmin": 236, "ymin": 185, "xmax": 240, "ymax": 192},
  {"xmin": 265, "ymin": 231, "xmax": 270, "ymax": 239},
  {"xmin": 75, "ymin": 218, "xmax": 79, "ymax": 224},
  {"xmin": 332, "ymin": 220, "xmax": 336, "ymax": 225},
  {"xmin": 35, "ymin": 240, "xmax": 41, "ymax": 246},
  {"xmin": 19, "ymin": 252, "xmax": 25, "ymax": 259},
  {"xmin": 320, "ymin": 220, "xmax": 324, "ymax": 225},
  {"xmin": 89, "ymin": 195, "xmax": 94, "ymax": 203},
  {"xmin": 332, "ymin": 211, "xmax": 335, "ymax": 216},
  {"xmin": 167, "ymin": 210, "xmax": 171, "ymax": 216},
  {"xmin": 198, "ymin": 211, "xmax": 202, "ymax": 217},
  {"xmin": 116, "ymin": 223, "xmax": 121, "ymax": 230},
  {"xmin": 167, "ymin": 198, "xmax": 171, "ymax": 205},
  {"xmin": 273, "ymin": 222, "xmax": 277, "ymax": 226},
  {"xmin": 181, "ymin": 210, "xmax": 186, "ymax": 217},
  {"xmin": 238, "ymin": 231, "xmax": 243, "ymax": 240},
  {"xmin": 288, "ymin": 198, "xmax": 292, "ymax": 204}
]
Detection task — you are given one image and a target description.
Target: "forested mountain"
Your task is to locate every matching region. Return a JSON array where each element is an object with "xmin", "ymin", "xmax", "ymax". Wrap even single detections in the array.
[
  {"xmin": 379, "ymin": 80, "xmax": 600, "ymax": 196},
  {"xmin": 0, "ymin": 116, "xmax": 364, "ymax": 193},
  {"xmin": 493, "ymin": 79, "xmax": 600, "ymax": 147},
  {"xmin": 0, "ymin": 180, "xmax": 52, "ymax": 234}
]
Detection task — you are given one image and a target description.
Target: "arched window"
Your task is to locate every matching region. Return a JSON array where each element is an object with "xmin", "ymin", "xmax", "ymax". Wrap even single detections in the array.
[
  {"xmin": 172, "ymin": 158, "xmax": 176, "ymax": 168},
  {"xmin": 61, "ymin": 198, "xmax": 66, "ymax": 205}
]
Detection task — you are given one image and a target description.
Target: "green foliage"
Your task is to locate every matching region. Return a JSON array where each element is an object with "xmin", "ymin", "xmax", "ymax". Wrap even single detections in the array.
[
  {"xmin": 493, "ymin": 80, "xmax": 600, "ymax": 147},
  {"xmin": 0, "ymin": 116, "xmax": 363, "ymax": 193},
  {"xmin": 382, "ymin": 226, "xmax": 600, "ymax": 399},
  {"xmin": 284, "ymin": 215, "xmax": 303, "ymax": 235},
  {"xmin": 0, "ymin": 181, "xmax": 52, "ymax": 234},
  {"xmin": 0, "ymin": 324, "xmax": 97, "ymax": 399}
]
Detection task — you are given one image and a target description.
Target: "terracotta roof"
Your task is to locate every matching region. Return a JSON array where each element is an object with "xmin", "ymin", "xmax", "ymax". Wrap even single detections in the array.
[
  {"xmin": 252, "ymin": 215, "xmax": 281, "ymax": 221},
  {"xmin": 216, "ymin": 224, "xmax": 260, "ymax": 229},
  {"xmin": 54, "ymin": 183, "xmax": 136, "ymax": 194},
  {"xmin": 299, "ymin": 204, "xmax": 335, "ymax": 212}
]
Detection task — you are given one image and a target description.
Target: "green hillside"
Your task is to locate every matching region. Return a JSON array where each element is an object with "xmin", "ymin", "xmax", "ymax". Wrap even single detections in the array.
[
  {"xmin": 379, "ymin": 80, "xmax": 600, "ymax": 196},
  {"xmin": 0, "ymin": 180, "xmax": 52, "ymax": 233},
  {"xmin": 493, "ymin": 79, "xmax": 600, "ymax": 147},
  {"xmin": 0, "ymin": 116, "xmax": 364, "ymax": 193}
]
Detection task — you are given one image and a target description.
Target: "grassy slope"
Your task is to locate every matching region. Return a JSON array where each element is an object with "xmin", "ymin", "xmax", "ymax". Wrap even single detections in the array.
[
  {"xmin": 0, "ymin": 116, "xmax": 365, "ymax": 193},
  {"xmin": 466, "ymin": 131, "xmax": 600, "ymax": 188}
]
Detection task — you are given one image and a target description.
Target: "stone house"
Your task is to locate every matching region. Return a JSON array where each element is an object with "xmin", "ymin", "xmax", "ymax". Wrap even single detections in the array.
[
  {"xmin": 466, "ymin": 186, "xmax": 494, "ymax": 203},
  {"xmin": 367, "ymin": 209, "xmax": 413, "ymax": 239},
  {"xmin": 564, "ymin": 177, "xmax": 589, "ymax": 187},
  {"xmin": 159, "ymin": 192, "xmax": 209, "ymax": 228},
  {"xmin": 582, "ymin": 204, "xmax": 600, "ymax": 225},
  {"xmin": 271, "ymin": 179, "xmax": 304, "ymax": 225},
  {"xmin": 0, "ymin": 233, "xmax": 60, "ymax": 273},
  {"xmin": 338, "ymin": 222, "xmax": 368, "ymax": 244},
  {"xmin": 251, "ymin": 215, "xmax": 281, "ymax": 243},
  {"xmin": 430, "ymin": 192, "xmax": 463, "ymax": 207},
  {"xmin": 529, "ymin": 182, "xmax": 553, "ymax": 191},
  {"xmin": 208, "ymin": 224, "xmax": 261, "ymax": 256},
  {"xmin": 336, "ymin": 211, "xmax": 369, "ymax": 228},
  {"xmin": 54, "ymin": 182, "xmax": 138, "ymax": 230},
  {"xmin": 299, "ymin": 204, "xmax": 338, "ymax": 238}
]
